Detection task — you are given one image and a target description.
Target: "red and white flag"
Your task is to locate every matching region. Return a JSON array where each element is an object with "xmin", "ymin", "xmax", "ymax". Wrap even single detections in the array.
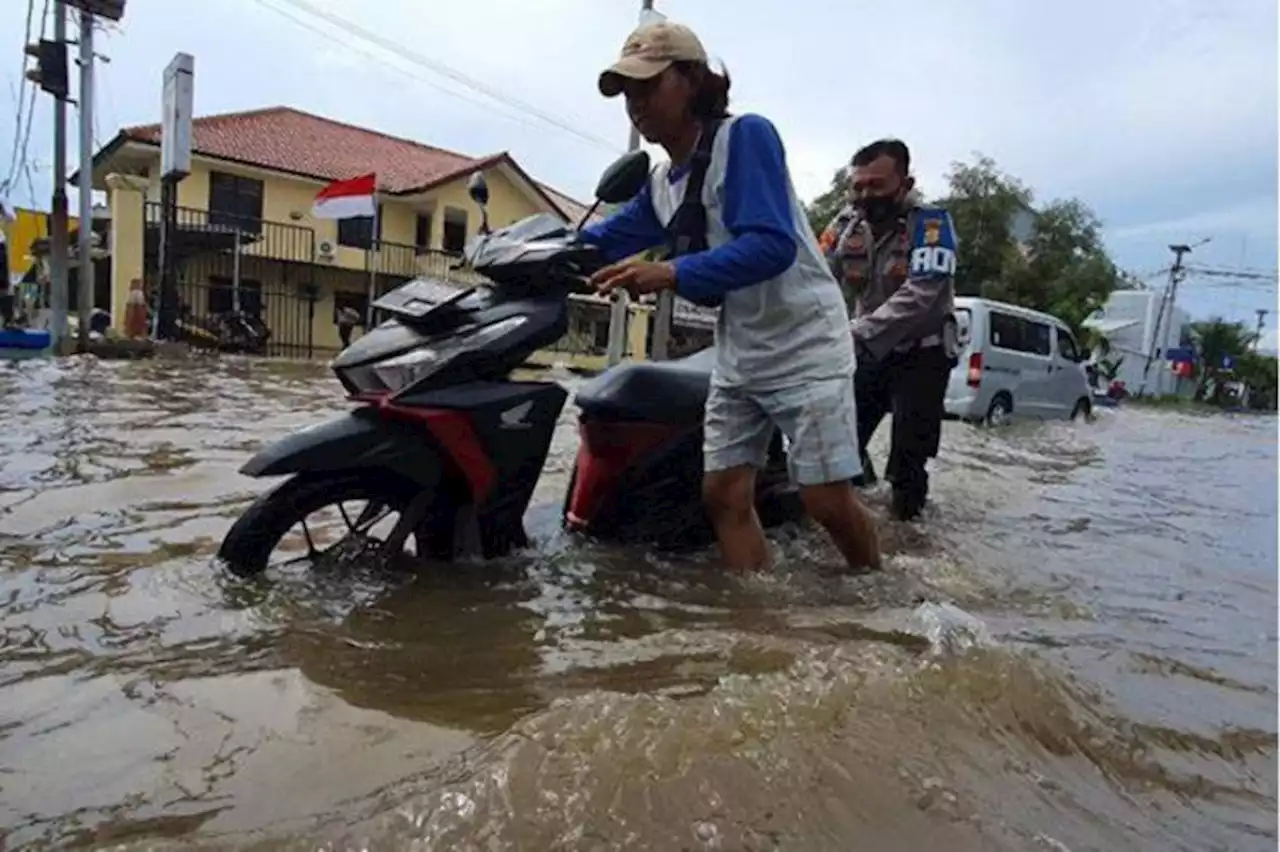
[{"xmin": 312, "ymin": 173, "xmax": 377, "ymax": 220}]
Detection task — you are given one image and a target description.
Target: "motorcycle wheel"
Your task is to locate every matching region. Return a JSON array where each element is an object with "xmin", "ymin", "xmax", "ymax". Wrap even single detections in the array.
[{"xmin": 217, "ymin": 470, "xmax": 428, "ymax": 578}]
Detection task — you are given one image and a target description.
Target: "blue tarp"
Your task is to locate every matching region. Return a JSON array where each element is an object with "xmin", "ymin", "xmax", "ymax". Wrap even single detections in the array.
[{"xmin": 0, "ymin": 328, "xmax": 52, "ymax": 351}]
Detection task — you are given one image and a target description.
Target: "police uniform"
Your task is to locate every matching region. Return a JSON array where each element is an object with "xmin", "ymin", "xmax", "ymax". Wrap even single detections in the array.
[{"xmin": 821, "ymin": 200, "xmax": 959, "ymax": 520}]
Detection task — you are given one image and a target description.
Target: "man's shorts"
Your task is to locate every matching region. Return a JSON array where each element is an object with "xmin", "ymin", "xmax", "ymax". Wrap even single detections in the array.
[{"xmin": 703, "ymin": 376, "xmax": 861, "ymax": 486}]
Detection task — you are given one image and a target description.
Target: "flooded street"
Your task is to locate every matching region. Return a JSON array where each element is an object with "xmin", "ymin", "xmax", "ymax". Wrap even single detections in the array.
[{"xmin": 0, "ymin": 355, "xmax": 1275, "ymax": 851}]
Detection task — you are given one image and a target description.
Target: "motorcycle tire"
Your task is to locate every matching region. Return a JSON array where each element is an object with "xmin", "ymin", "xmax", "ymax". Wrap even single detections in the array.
[{"xmin": 217, "ymin": 470, "xmax": 422, "ymax": 578}]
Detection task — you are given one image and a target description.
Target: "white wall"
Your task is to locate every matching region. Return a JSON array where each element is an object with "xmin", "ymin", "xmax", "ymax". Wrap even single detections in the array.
[{"xmin": 1090, "ymin": 290, "xmax": 1190, "ymax": 397}]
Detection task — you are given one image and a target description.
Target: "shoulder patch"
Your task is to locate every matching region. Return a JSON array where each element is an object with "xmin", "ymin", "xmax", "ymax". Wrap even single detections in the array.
[{"xmin": 908, "ymin": 208, "xmax": 958, "ymax": 279}]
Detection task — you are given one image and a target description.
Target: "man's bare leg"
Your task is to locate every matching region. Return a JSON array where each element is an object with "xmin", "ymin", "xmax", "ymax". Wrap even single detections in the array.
[
  {"xmin": 799, "ymin": 480, "xmax": 882, "ymax": 571},
  {"xmin": 703, "ymin": 465, "xmax": 770, "ymax": 571}
]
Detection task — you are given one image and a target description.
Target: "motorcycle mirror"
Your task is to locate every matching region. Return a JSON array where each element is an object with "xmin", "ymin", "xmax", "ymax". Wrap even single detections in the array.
[
  {"xmin": 594, "ymin": 150, "xmax": 651, "ymax": 204},
  {"xmin": 467, "ymin": 172, "xmax": 490, "ymax": 206},
  {"xmin": 468, "ymin": 172, "xmax": 492, "ymax": 235}
]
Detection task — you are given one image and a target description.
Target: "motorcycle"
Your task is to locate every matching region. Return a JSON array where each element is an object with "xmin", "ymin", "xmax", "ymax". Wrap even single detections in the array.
[{"xmin": 216, "ymin": 150, "xmax": 803, "ymax": 577}]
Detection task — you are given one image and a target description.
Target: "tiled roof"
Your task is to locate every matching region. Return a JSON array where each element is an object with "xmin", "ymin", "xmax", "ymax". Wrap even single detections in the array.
[{"xmin": 119, "ymin": 106, "xmax": 591, "ymax": 217}]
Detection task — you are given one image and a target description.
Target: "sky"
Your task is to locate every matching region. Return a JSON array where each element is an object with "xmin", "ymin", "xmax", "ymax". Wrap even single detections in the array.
[{"xmin": 2, "ymin": 0, "xmax": 1277, "ymax": 347}]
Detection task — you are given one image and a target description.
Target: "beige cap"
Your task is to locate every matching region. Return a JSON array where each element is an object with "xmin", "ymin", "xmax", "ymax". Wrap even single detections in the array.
[{"xmin": 598, "ymin": 21, "xmax": 708, "ymax": 98}]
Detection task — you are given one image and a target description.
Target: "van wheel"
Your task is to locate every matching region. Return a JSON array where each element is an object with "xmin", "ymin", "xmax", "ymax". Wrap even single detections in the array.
[
  {"xmin": 984, "ymin": 393, "xmax": 1013, "ymax": 427},
  {"xmin": 1070, "ymin": 397, "xmax": 1092, "ymax": 422}
]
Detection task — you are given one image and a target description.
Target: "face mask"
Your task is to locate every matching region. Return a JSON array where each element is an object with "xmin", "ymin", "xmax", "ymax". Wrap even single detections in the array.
[{"xmin": 854, "ymin": 193, "xmax": 901, "ymax": 225}]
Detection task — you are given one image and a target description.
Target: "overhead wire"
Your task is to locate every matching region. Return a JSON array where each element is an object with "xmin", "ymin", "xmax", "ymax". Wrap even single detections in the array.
[
  {"xmin": 6, "ymin": 0, "xmax": 52, "ymax": 198},
  {"xmin": 249, "ymin": 0, "xmax": 574, "ymax": 146},
  {"xmin": 3, "ymin": 0, "xmax": 38, "ymax": 190},
  {"xmin": 259, "ymin": 0, "xmax": 623, "ymax": 155}
]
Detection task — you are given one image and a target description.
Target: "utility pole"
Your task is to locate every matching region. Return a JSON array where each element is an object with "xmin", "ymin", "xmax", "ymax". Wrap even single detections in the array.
[
  {"xmin": 1254, "ymin": 308, "xmax": 1268, "ymax": 351},
  {"xmin": 604, "ymin": 0, "xmax": 657, "ymax": 367},
  {"xmin": 1138, "ymin": 242, "xmax": 1196, "ymax": 397},
  {"xmin": 75, "ymin": 8, "xmax": 95, "ymax": 350},
  {"xmin": 49, "ymin": 1, "xmax": 71, "ymax": 351}
]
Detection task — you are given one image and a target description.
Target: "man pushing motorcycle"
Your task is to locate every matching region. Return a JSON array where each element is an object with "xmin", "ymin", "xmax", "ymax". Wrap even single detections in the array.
[{"xmin": 581, "ymin": 21, "xmax": 881, "ymax": 573}]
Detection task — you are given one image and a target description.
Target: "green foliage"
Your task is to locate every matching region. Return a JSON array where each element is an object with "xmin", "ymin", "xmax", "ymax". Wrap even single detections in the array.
[
  {"xmin": 1188, "ymin": 317, "xmax": 1264, "ymax": 405},
  {"xmin": 933, "ymin": 156, "xmax": 1033, "ymax": 300},
  {"xmin": 936, "ymin": 157, "xmax": 1121, "ymax": 335},
  {"xmin": 805, "ymin": 166, "xmax": 850, "ymax": 239},
  {"xmin": 1236, "ymin": 350, "xmax": 1278, "ymax": 411},
  {"xmin": 1098, "ymin": 355, "xmax": 1124, "ymax": 382}
]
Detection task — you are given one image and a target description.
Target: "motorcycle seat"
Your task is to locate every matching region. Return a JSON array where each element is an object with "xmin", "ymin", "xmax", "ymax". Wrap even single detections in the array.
[{"xmin": 575, "ymin": 347, "xmax": 714, "ymax": 424}]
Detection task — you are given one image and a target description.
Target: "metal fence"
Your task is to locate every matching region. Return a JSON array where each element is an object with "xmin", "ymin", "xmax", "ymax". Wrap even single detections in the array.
[{"xmin": 144, "ymin": 203, "xmax": 320, "ymax": 358}]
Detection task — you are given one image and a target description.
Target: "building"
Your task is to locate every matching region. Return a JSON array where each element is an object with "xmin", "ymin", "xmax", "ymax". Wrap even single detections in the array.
[
  {"xmin": 1082, "ymin": 288, "xmax": 1191, "ymax": 396},
  {"xmin": 1, "ymin": 206, "xmax": 108, "ymax": 326},
  {"xmin": 73, "ymin": 105, "xmax": 704, "ymax": 364}
]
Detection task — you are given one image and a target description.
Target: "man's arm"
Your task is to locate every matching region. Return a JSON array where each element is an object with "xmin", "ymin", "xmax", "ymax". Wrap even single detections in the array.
[
  {"xmin": 669, "ymin": 114, "xmax": 799, "ymax": 305},
  {"xmin": 852, "ymin": 208, "xmax": 958, "ymax": 360},
  {"xmin": 579, "ymin": 181, "xmax": 667, "ymax": 264}
]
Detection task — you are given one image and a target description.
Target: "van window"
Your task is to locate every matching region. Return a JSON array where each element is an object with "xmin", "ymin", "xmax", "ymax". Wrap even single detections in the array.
[
  {"xmin": 1057, "ymin": 329, "xmax": 1080, "ymax": 362},
  {"xmin": 1028, "ymin": 322, "xmax": 1051, "ymax": 356},
  {"xmin": 989, "ymin": 311, "xmax": 1052, "ymax": 357}
]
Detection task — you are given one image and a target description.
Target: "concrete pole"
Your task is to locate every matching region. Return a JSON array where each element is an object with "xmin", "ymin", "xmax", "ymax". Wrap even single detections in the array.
[
  {"xmin": 1138, "ymin": 243, "xmax": 1191, "ymax": 397},
  {"xmin": 76, "ymin": 8, "xmax": 95, "ymax": 350},
  {"xmin": 49, "ymin": 0, "xmax": 70, "ymax": 350}
]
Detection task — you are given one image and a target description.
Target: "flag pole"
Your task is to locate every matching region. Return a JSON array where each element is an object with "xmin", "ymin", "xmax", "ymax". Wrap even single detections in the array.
[{"xmin": 365, "ymin": 187, "xmax": 379, "ymax": 328}]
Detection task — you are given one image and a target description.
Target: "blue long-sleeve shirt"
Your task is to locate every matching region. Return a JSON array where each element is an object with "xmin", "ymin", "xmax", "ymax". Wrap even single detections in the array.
[{"xmin": 581, "ymin": 114, "xmax": 799, "ymax": 305}]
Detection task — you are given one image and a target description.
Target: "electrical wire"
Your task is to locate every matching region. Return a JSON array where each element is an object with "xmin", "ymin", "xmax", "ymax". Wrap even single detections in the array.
[
  {"xmin": 3, "ymin": 0, "xmax": 38, "ymax": 190},
  {"xmin": 259, "ymin": 0, "xmax": 623, "ymax": 154},
  {"xmin": 5, "ymin": 0, "xmax": 51, "ymax": 197},
  {"xmin": 249, "ymin": 0, "xmax": 570, "ymax": 145}
]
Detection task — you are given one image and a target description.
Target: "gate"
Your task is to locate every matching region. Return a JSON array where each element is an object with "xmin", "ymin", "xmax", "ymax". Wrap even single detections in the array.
[{"xmin": 144, "ymin": 202, "xmax": 320, "ymax": 358}]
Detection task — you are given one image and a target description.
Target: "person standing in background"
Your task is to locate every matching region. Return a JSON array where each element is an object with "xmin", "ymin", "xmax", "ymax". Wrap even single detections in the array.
[
  {"xmin": 336, "ymin": 305, "xmax": 360, "ymax": 349},
  {"xmin": 822, "ymin": 139, "xmax": 960, "ymax": 522}
]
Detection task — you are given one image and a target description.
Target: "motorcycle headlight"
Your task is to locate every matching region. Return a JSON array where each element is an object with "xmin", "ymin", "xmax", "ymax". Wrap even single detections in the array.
[{"xmin": 370, "ymin": 315, "xmax": 528, "ymax": 391}]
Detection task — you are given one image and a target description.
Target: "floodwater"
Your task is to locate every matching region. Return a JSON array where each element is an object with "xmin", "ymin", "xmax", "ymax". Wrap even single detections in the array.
[{"xmin": 0, "ymin": 355, "xmax": 1275, "ymax": 852}]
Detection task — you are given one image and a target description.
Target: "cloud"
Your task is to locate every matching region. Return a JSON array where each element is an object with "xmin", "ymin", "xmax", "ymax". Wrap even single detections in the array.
[{"xmin": 1106, "ymin": 197, "xmax": 1278, "ymax": 246}]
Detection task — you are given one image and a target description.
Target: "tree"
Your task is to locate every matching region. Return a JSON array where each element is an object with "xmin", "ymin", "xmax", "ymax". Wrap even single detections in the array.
[
  {"xmin": 936, "ymin": 156, "xmax": 1121, "ymax": 334},
  {"xmin": 805, "ymin": 166, "xmax": 850, "ymax": 239},
  {"xmin": 934, "ymin": 155, "xmax": 1034, "ymax": 298},
  {"xmin": 1236, "ymin": 351, "xmax": 1278, "ymax": 411},
  {"xmin": 1188, "ymin": 318, "xmax": 1258, "ymax": 403}
]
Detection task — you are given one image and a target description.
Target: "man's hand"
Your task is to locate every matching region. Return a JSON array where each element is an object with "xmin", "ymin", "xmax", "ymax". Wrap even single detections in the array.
[{"xmin": 591, "ymin": 258, "xmax": 677, "ymax": 298}]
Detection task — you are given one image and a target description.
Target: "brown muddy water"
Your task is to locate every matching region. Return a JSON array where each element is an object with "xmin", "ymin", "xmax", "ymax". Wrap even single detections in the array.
[{"xmin": 0, "ymin": 355, "xmax": 1275, "ymax": 851}]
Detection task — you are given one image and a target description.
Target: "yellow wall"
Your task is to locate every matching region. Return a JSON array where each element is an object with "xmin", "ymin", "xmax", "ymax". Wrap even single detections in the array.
[
  {"xmin": 106, "ymin": 152, "xmax": 552, "ymax": 348},
  {"xmin": 154, "ymin": 157, "xmax": 539, "ymax": 270},
  {"xmin": 1, "ymin": 208, "xmax": 80, "ymax": 278}
]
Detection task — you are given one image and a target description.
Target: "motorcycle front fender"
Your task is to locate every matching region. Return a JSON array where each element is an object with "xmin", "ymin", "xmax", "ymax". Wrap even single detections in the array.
[{"xmin": 240, "ymin": 407, "xmax": 445, "ymax": 489}]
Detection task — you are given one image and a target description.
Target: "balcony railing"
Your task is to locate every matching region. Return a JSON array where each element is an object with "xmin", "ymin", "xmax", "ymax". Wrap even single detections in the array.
[{"xmin": 144, "ymin": 202, "xmax": 316, "ymax": 265}]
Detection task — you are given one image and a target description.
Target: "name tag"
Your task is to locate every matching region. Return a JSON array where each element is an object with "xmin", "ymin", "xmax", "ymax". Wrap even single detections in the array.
[{"xmin": 909, "ymin": 246, "xmax": 957, "ymax": 277}]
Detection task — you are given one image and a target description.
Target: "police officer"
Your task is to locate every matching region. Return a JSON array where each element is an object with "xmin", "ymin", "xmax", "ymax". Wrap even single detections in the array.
[{"xmin": 820, "ymin": 138, "xmax": 959, "ymax": 521}]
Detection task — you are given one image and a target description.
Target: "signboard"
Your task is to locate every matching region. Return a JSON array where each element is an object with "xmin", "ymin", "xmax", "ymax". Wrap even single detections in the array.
[
  {"xmin": 1165, "ymin": 346, "xmax": 1195, "ymax": 364},
  {"xmin": 160, "ymin": 52, "xmax": 194, "ymax": 180},
  {"xmin": 1220, "ymin": 354, "xmax": 1235, "ymax": 370}
]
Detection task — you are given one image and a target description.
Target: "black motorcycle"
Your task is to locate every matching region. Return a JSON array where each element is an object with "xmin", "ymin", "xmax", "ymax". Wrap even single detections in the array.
[{"xmin": 216, "ymin": 151, "xmax": 802, "ymax": 577}]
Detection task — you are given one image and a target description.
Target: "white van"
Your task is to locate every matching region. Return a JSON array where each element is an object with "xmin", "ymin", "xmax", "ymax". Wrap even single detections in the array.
[{"xmin": 944, "ymin": 297, "xmax": 1093, "ymax": 425}]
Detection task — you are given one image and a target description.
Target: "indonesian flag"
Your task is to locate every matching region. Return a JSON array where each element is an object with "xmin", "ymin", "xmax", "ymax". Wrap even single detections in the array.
[{"xmin": 312, "ymin": 173, "xmax": 377, "ymax": 219}]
